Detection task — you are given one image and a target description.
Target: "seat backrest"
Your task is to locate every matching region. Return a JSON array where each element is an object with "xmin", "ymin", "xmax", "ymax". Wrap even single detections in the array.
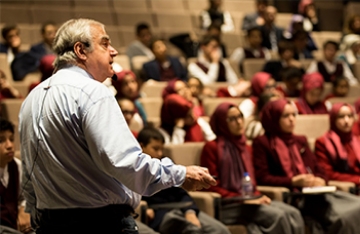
[
  {"xmin": 1, "ymin": 99, "xmax": 23, "ymax": 124},
  {"xmin": 149, "ymin": 0, "xmax": 186, "ymax": 12},
  {"xmin": 242, "ymin": 59, "xmax": 266, "ymax": 80},
  {"xmin": 155, "ymin": 12, "xmax": 192, "ymax": 31},
  {"xmin": 300, "ymin": 59, "xmax": 314, "ymax": 70},
  {"xmin": 114, "ymin": 55, "xmax": 131, "ymax": 70},
  {"xmin": 275, "ymin": 13, "xmax": 293, "ymax": 30},
  {"xmin": 0, "ymin": 54, "xmax": 13, "ymax": 82},
  {"xmin": 203, "ymin": 97, "xmax": 245, "ymax": 116},
  {"xmin": 113, "ymin": 0, "xmax": 148, "ymax": 10},
  {"xmin": 116, "ymin": 10, "xmax": 156, "ymax": 29},
  {"xmin": 164, "ymin": 142, "xmax": 205, "ymax": 166},
  {"xmin": 138, "ymin": 97, "xmax": 163, "ymax": 119},
  {"xmin": 132, "ymin": 56, "xmax": 151, "ymax": 74},
  {"xmin": 352, "ymin": 61, "xmax": 360, "ymax": 82},
  {"xmin": 293, "ymin": 114, "xmax": 329, "ymax": 139},
  {"xmin": 327, "ymin": 97, "xmax": 358, "ymax": 106},
  {"xmin": 140, "ymin": 80, "xmax": 168, "ymax": 98},
  {"xmin": 348, "ymin": 84, "xmax": 360, "ymax": 97}
]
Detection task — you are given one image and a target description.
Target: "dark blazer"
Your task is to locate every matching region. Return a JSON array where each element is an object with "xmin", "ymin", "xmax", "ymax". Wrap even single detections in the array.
[
  {"xmin": 142, "ymin": 56, "xmax": 187, "ymax": 81},
  {"xmin": 259, "ymin": 25, "xmax": 284, "ymax": 50},
  {"xmin": 262, "ymin": 60, "xmax": 284, "ymax": 81},
  {"xmin": 142, "ymin": 187, "xmax": 199, "ymax": 231},
  {"xmin": 252, "ymin": 134, "xmax": 327, "ymax": 190},
  {"xmin": 0, "ymin": 43, "xmax": 8, "ymax": 53},
  {"xmin": 30, "ymin": 42, "xmax": 47, "ymax": 59}
]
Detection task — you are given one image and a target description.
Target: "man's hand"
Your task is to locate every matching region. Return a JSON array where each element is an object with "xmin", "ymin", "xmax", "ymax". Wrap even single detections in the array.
[
  {"xmin": 244, "ymin": 195, "xmax": 271, "ymax": 205},
  {"xmin": 17, "ymin": 206, "xmax": 32, "ymax": 233},
  {"xmin": 146, "ymin": 209, "xmax": 155, "ymax": 221},
  {"xmin": 185, "ymin": 212, "xmax": 201, "ymax": 228},
  {"xmin": 182, "ymin": 166, "xmax": 216, "ymax": 191}
]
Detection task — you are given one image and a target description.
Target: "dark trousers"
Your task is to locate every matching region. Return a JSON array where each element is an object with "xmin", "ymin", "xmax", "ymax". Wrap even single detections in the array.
[{"xmin": 34, "ymin": 204, "xmax": 139, "ymax": 234}]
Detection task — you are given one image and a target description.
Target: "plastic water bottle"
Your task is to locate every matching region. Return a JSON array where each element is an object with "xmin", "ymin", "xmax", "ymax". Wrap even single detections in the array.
[{"xmin": 241, "ymin": 172, "xmax": 254, "ymax": 198}]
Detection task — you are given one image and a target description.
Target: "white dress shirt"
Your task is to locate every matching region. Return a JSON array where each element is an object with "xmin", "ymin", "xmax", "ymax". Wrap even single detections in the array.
[
  {"xmin": 306, "ymin": 60, "xmax": 358, "ymax": 85},
  {"xmin": 188, "ymin": 52, "xmax": 238, "ymax": 85},
  {"xmin": 19, "ymin": 66, "xmax": 186, "ymax": 212},
  {"xmin": 230, "ymin": 47, "xmax": 271, "ymax": 66},
  {"xmin": 200, "ymin": 10, "xmax": 234, "ymax": 32}
]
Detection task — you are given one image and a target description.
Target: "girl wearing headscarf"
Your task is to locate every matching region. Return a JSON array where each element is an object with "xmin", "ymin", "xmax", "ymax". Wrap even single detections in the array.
[
  {"xmin": 159, "ymin": 94, "xmax": 215, "ymax": 144},
  {"xmin": 315, "ymin": 103, "xmax": 360, "ymax": 185},
  {"xmin": 239, "ymin": 72, "xmax": 281, "ymax": 118},
  {"xmin": 352, "ymin": 98, "xmax": 360, "ymax": 136},
  {"xmin": 295, "ymin": 72, "xmax": 329, "ymax": 114},
  {"xmin": 201, "ymin": 102, "xmax": 304, "ymax": 234},
  {"xmin": 298, "ymin": 0, "xmax": 320, "ymax": 32},
  {"xmin": 112, "ymin": 70, "xmax": 147, "ymax": 126},
  {"xmin": 338, "ymin": 34, "xmax": 360, "ymax": 69},
  {"xmin": 253, "ymin": 99, "xmax": 360, "ymax": 234}
]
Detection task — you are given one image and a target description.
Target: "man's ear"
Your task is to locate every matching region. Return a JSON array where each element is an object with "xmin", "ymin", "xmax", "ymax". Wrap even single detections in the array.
[{"xmin": 73, "ymin": 42, "xmax": 87, "ymax": 61}]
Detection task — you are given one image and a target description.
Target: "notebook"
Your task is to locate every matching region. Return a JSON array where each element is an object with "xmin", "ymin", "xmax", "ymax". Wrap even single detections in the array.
[{"xmin": 302, "ymin": 186, "xmax": 337, "ymax": 194}]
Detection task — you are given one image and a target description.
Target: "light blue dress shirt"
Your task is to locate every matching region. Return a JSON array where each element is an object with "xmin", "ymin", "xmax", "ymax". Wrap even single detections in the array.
[{"xmin": 19, "ymin": 66, "xmax": 186, "ymax": 211}]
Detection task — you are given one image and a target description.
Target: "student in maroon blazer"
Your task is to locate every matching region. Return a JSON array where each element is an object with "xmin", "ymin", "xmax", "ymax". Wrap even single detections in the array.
[
  {"xmin": 200, "ymin": 102, "xmax": 304, "ymax": 234},
  {"xmin": 253, "ymin": 99, "xmax": 360, "ymax": 234},
  {"xmin": 315, "ymin": 103, "xmax": 360, "ymax": 185}
]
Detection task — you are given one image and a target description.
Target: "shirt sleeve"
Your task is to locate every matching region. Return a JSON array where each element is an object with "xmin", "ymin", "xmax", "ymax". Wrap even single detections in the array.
[
  {"xmin": 82, "ymin": 96, "xmax": 186, "ymax": 196},
  {"xmin": 197, "ymin": 117, "xmax": 216, "ymax": 142},
  {"xmin": 223, "ymin": 59, "xmax": 239, "ymax": 84},
  {"xmin": 188, "ymin": 62, "xmax": 220, "ymax": 85},
  {"xmin": 239, "ymin": 99, "xmax": 255, "ymax": 119},
  {"xmin": 221, "ymin": 11, "xmax": 235, "ymax": 32},
  {"xmin": 20, "ymin": 156, "xmax": 37, "ymax": 215},
  {"xmin": 229, "ymin": 47, "xmax": 245, "ymax": 66},
  {"xmin": 200, "ymin": 11, "xmax": 211, "ymax": 30},
  {"xmin": 306, "ymin": 61, "xmax": 318, "ymax": 74}
]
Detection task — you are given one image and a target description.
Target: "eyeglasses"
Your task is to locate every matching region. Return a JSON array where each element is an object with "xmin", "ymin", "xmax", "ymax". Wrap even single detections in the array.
[
  {"xmin": 226, "ymin": 115, "xmax": 243, "ymax": 122},
  {"xmin": 122, "ymin": 110, "xmax": 135, "ymax": 116}
]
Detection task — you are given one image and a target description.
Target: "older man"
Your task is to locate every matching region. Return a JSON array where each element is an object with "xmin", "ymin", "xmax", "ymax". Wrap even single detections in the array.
[
  {"xmin": 259, "ymin": 6, "xmax": 284, "ymax": 52},
  {"xmin": 19, "ymin": 19, "xmax": 216, "ymax": 234}
]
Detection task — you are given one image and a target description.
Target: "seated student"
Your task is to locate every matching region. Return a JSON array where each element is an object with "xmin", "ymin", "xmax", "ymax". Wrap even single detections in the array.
[
  {"xmin": 200, "ymin": 102, "xmax": 304, "ymax": 233},
  {"xmin": 162, "ymin": 79, "xmax": 193, "ymax": 101},
  {"xmin": 159, "ymin": 94, "xmax": 216, "ymax": 144},
  {"xmin": 324, "ymin": 76, "xmax": 350, "ymax": 101},
  {"xmin": 307, "ymin": 41, "xmax": 358, "ymax": 85},
  {"xmin": 200, "ymin": 0, "xmax": 234, "ymax": 33},
  {"xmin": 230, "ymin": 27, "xmax": 271, "ymax": 74},
  {"xmin": 242, "ymin": 0, "xmax": 268, "ymax": 31},
  {"xmin": 338, "ymin": 34, "xmax": 360, "ymax": 69},
  {"xmin": 117, "ymin": 98, "xmax": 142, "ymax": 138},
  {"xmin": 30, "ymin": 22, "xmax": 57, "ymax": 60},
  {"xmin": 0, "ymin": 118, "xmax": 33, "ymax": 234},
  {"xmin": 112, "ymin": 70, "xmax": 147, "ymax": 125},
  {"xmin": 263, "ymin": 40, "xmax": 303, "ymax": 81},
  {"xmin": 142, "ymin": 39, "xmax": 187, "ymax": 82},
  {"xmin": 138, "ymin": 127, "xmax": 231, "ymax": 234},
  {"xmin": 292, "ymin": 30, "xmax": 314, "ymax": 60},
  {"xmin": 126, "ymin": 23, "xmax": 154, "ymax": 67},
  {"xmin": 253, "ymin": 99, "xmax": 360, "ymax": 234},
  {"xmin": 295, "ymin": 72, "xmax": 329, "ymax": 115},
  {"xmin": 187, "ymin": 77, "xmax": 207, "ymax": 117},
  {"xmin": 188, "ymin": 35, "xmax": 238, "ymax": 85},
  {"xmin": 0, "ymin": 25, "xmax": 21, "ymax": 64},
  {"xmin": 239, "ymin": 72, "xmax": 282, "ymax": 118},
  {"xmin": 245, "ymin": 93, "xmax": 279, "ymax": 141},
  {"xmin": 276, "ymin": 67, "xmax": 302, "ymax": 98},
  {"xmin": 298, "ymin": 0, "xmax": 320, "ymax": 32},
  {"xmin": 259, "ymin": 6, "xmax": 284, "ymax": 52},
  {"xmin": 353, "ymin": 98, "xmax": 360, "ymax": 136},
  {"xmin": 315, "ymin": 103, "xmax": 360, "ymax": 186},
  {"xmin": 0, "ymin": 69, "xmax": 21, "ymax": 101}
]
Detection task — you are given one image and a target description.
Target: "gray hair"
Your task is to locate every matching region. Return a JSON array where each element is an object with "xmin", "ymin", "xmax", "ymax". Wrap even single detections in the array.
[{"xmin": 53, "ymin": 18, "xmax": 104, "ymax": 69}]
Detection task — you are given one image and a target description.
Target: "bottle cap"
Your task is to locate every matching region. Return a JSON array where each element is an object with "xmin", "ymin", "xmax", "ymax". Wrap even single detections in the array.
[{"xmin": 243, "ymin": 172, "xmax": 249, "ymax": 177}]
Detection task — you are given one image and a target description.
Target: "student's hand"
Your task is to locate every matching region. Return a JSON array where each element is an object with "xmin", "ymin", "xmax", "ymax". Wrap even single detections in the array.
[
  {"xmin": 17, "ymin": 206, "xmax": 32, "ymax": 233},
  {"xmin": 312, "ymin": 177, "xmax": 326, "ymax": 187},
  {"xmin": 256, "ymin": 16, "xmax": 265, "ymax": 26},
  {"xmin": 291, "ymin": 174, "xmax": 315, "ymax": 187},
  {"xmin": 288, "ymin": 59, "xmax": 302, "ymax": 69},
  {"xmin": 182, "ymin": 166, "xmax": 216, "ymax": 191},
  {"xmin": 244, "ymin": 195, "xmax": 271, "ymax": 205},
  {"xmin": 201, "ymin": 87, "xmax": 216, "ymax": 98},
  {"xmin": 232, "ymin": 81, "xmax": 251, "ymax": 97},
  {"xmin": 146, "ymin": 209, "xmax": 155, "ymax": 221},
  {"xmin": 185, "ymin": 212, "xmax": 201, "ymax": 228},
  {"xmin": 175, "ymin": 118, "xmax": 185, "ymax": 128}
]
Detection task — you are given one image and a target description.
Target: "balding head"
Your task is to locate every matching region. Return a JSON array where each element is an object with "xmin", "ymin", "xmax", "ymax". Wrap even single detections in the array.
[{"xmin": 265, "ymin": 6, "xmax": 277, "ymax": 24}]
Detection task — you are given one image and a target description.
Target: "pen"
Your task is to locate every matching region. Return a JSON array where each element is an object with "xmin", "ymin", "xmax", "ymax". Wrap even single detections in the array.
[{"xmin": 306, "ymin": 167, "xmax": 313, "ymax": 174}]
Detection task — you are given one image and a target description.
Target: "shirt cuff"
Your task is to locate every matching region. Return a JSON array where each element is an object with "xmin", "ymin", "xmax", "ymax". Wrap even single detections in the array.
[{"xmin": 227, "ymin": 86, "xmax": 238, "ymax": 97}]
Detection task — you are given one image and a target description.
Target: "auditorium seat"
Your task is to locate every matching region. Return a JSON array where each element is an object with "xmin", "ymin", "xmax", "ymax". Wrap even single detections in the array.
[
  {"xmin": 140, "ymin": 80, "xmax": 168, "ymax": 98},
  {"xmin": 0, "ymin": 5, "xmax": 32, "ymax": 24},
  {"xmin": 164, "ymin": 142, "xmax": 205, "ymax": 166},
  {"xmin": 73, "ymin": 0, "xmax": 111, "ymax": 9},
  {"xmin": 114, "ymin": 55, "xmax": 131, "ymax": 70},
  {"xmin": 1, "ymin": 99, "xmax": 23, "ymax": 124},
  {"xmin": 112, "ymin": 0, "xmax": 149, "ymax": 11},
  {"xmin": 242, "ymin": 59, "xmax": 266, "ymax": 80},
  {"xmin": 74, "ymin": 8, "xmax": 116, "ymax": 26},
  {"xmin": 275, "ymin": 13, "xmax": 293, "ymax": 30},
  {"xmin": 203, "ymin": 97, "xmax": 245, "ymax": 116},
  {"xmin": 31, "ymin": 6, "xmax": 74, "ymax": 24},
  {"xmin": 300, "ymin": 59, "xmax": 313, "ymax": 70},
  {"xmin": 231, "ymin": 12, "xmax": 244, "ymax": 33},
  {"xmin": 149, "ymin": 0, "xmax": 186, "ymax": 12},
  {"xmin": 138, "ymin": 97, "xmax": 162, "ymax": 124},
  {"xmin": 184, "ymin": 0, "xmax": 207, "ymax": 11},
  {"xmin": 106, "ymin": 26, "xmax": 123, "ymax": 49},
  {"xmin": 293, "ymin": 114, "xmax": 329, "ymax": 139},
  {"xmin": 131, "ymin": 55, "xmax": 151, "ymax": 75},
  {"xmin": 155, "ymin": 12, "xmax": 193, "ymax": 32},
  {"xmin": 327, "ymin": 97, "xmax": 358, "ymax": 106},
  {"xmin": 116, "ymin": 10, "xmax": 156, "ymax": 29},
  {"xmin": 352, "ymin": 61, "xmax": 360, "ymax": 82},
  {"xmin": 223, "ymin": 0, "xmax": 255, "ymax": 14},
  {"xmin": 0, "ymin": 54, "xmax": 13, "ymax": 81},
  {"xmin": 222, "ymin": 33, "xmax": 243, "ymax": 56}
]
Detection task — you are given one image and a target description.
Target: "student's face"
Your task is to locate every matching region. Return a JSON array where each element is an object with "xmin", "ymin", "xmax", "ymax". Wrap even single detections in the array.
[
  {"xmin": 118, "ymin": 99, "xmax": 135, "ymax": 125},
  {"xmin": 257, "ymin": 2, "xmax": 267, "ymax": 14},
  {"xmin": 152, "ymin": 40, "xmax": 167, "ymax": 60},
  {"xmin": 0, "ymin": 130, "xmax": 15, "ymax": 167},
  {"xmin": 5, "ymin": 29, "xmax": 21, "ymax": 49},
  {"xmin": 351, "ymin": 42, "xmax": 360, "ymax": 54},
  {"xmin": 141, "ymin": 139, "xmax": 164, "ymax": 160},
  {"xmin": 263, "ymin": 78, "xmax": 277, "ymax": 94},
  {"xmin": 305, "ymin": 88, "xmax": 322, "ymax": 106},
  {"xmin": 202, "ymin": 40, "xmax": 219, "ymax": 59},
  {"xmin": 281, "ymin": 49, "xmax": 294, "ymax": 61},
  {"xmin": 188, "ymin": 78, "xmax": 202, "ymax": 97},
  {"xmin": 43, "ymin": 24, "xmax": 57, "ymax": 46},
  {"xmin": 137, "ymin": 28, "xmax": 152, "ymax": 46},
  {"xmin": 211, "ymin": 0, "xmax": 222, "ymax": 9},
  {"xmin": 121, "ymin": 74, "xmax": 138, "ymax": 99},
  {"xmin": 294, "ymin": 36, "xmax": 308, "ymax": 50},
  {"xmin": 279, "ymin": 104, "xmax": 297, "ymax": 133},
  {"xmin": 247, "ymin": 30, "xmax": 262, "ymax": 47},
  {"xmin": 284, "ymin": 77, "xmax": 301, "ymax": 93},
  {"xmin": 265, "ymin": 7, "xmax": 277, "ymax": 24},
  {"xmin": 334, "ymin": 79, "xmax": 349, "ymax": 97},
  {"xmin": 324, "ymin": 44, "xmax": 337, "ymax": 61},
  {"xmin": 226, "ymin": 107, "xmax": 244, "ymax": 136},
  {"xmin": 175, "ymin": 80, "xmax": 192, "ymax": 101},
  {"xmin": 85, "ymin": 25, "xmax": 118, "ymax": 82},
  {"xmin": 207, "ymin": 28, "xmax": 221, "ymax": 40},
  {"xmin": 335, "ymin": 106, "xmax": 354, "ymax": 133},
  {"xmin": 352, "ymin": 17, "xmax": 360, "ymax": 32}
]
